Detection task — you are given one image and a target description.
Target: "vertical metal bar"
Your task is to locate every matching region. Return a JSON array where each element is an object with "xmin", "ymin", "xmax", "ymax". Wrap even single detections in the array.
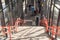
[
  {"xmin": 0, "ymin": 0, "xmax": 8, "ymax": 38},
  {"xmin": 48, "ymin": 0, "xmax": 53, "ymax": 38},
  {"xmin": 48, "ymin": 0, "xmax": 52, "ymax": 28},
  {"xmin": 39, "ymin": 0, "xmax": 42, "ymax": 13},
  {"xmin": 9, "ymin": 0, "xmax": 14, "ymax": 25},
  {"xmin": 0, "ymin": 0, "xmax": 5, "ymax": 26},
  {"xmin": 49, "ymin": 0, "xmax": 52, "ymax": 26},
  {"xmin": 47, "ymin": 0, "xmax": 49, "ymax": 20},
  {"xmin": 55, "ymin": 9, "xmax": 60, "ymax": 40},
  {"xmin": 21, "ymin": 0, "xmax": 24, "ymax": 19},
  {"xmin": 51, "ymin": 0, "xmax": 55, "ymax": 26}
]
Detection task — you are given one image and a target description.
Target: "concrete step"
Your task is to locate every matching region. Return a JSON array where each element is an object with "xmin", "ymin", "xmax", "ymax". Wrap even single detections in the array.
[{"xmin": 23, "ymin": 20, "xmax": 33, "ymax": 26}]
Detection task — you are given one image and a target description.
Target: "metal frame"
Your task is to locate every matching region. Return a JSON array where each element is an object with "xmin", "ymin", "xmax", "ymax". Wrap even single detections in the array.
[{"xmin": 48, "ymin": 0, "xmax": 60, "ymax": 40}]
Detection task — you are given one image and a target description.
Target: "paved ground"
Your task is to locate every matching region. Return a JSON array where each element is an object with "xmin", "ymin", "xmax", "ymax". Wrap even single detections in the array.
[
  {"xmin": 5, "ymin": 26, "xmax": 49, "ymax": 40},
  {"xmin": 0, "ymin": 26, "xmax": 60, "ymax": 40}
]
